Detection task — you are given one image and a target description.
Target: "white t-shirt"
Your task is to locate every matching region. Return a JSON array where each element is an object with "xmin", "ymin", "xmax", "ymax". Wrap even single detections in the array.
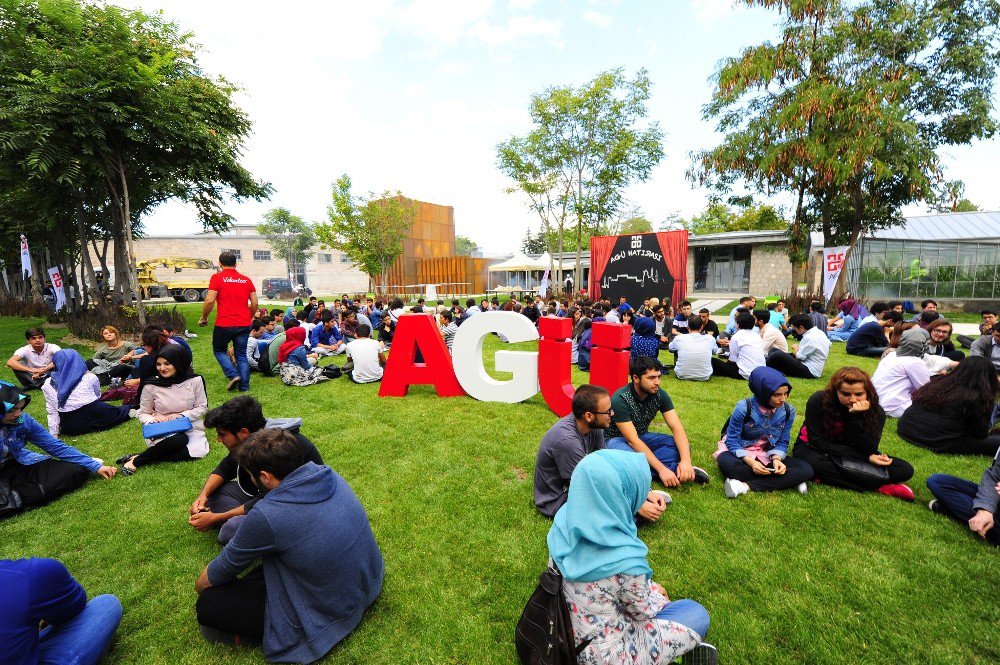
[
  {"xmin": 14, "ymin": 343, "xmax": 61, "ymax": 369},
  {"xmin": 871, "ymin": 352, "xmax": 931, "ymax": 417},
  {"xmin": 668, "ymin": 333, "xmax": 719, "ymax": 381},
  {"xmin": 346, "ymin": 338, "xmax": 384, "ymax": 384},
  {"xmin": 728, "ymin": 329, "xmax": 766, "ymax": 379},
  {"xmin": 759, "ymin": 324, "xmax": 788, "ymax": 354}
]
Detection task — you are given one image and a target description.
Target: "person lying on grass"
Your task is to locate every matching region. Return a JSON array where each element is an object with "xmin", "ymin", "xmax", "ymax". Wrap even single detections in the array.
[
  {"xmin": 195, "ymin": 428, "xmax": 384, "ymax": 663},
  {"xmin": 791, "ymin": 367, "xmax": 915, "ymax": 501},
  {"xmin": 117, "ymin": 345, "xmax": 208, "ymax": 476},
  {"xmin": 41, "ymin": 349, "xmax": 135, "ymax": 438},
  {"xmin": 190, "ymin": 395, "xmax": 323, "ymax": 544},
  {"xmin": 603, "ymin": 356, "xmax": 711, "ymax": 489},
  {"xmin": 0, "ymin": 381, "xmax": 116, "ymax": 520},
  {"xmin": 714, "ymin": 367, "xmax": 813, "ymax": 499},
  {"xmin": 547, "ymin": 449, "xmax": 717, "ymax": 665},
  {"xmin": 534, "ymin": 384, "xmax": 670, "ymax": 522},
  {"xmin": 927, "ymin": 445, "xmax": 1000, "ymax": 547}
]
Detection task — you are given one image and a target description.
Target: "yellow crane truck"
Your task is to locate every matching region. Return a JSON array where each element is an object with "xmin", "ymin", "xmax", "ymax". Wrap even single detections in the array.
[{"xmin": 136, "ymin": 257, "xmax": 220, "ymax": 302}]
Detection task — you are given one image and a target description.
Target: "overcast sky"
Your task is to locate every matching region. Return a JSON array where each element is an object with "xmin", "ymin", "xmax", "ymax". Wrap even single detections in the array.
[{"xmin": 121, "ymin": 0, "xmax": 1000, "ymax": 253}]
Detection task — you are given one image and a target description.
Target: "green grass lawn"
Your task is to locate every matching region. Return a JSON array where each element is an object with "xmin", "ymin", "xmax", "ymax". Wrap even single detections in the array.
[{"xmin": 1, "ymin": 305, "xmax": 997, "ymax": 664}]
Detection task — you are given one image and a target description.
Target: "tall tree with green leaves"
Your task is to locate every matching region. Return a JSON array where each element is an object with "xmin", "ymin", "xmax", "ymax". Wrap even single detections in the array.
[
  {"xmin": 258, "ymin": 208, "xmax": 316, "ymax": 284},
  {"xmin": 0, "ymin": 0, "xmax": 271, "ymax": 320},
  {"xmin": 693, "ymin": 0, "xmax": 1000, "ymax": 295},
  {"xmin": 455, "ymin": 235, "xmax": 477, "ymax": 256},
  {"xmin": 317, "ymin": 175, "xmax": 418, "ymax": 294},
  {"xmin": 498, "ymin": 68, "xmax": 664, "ymax": 289}
]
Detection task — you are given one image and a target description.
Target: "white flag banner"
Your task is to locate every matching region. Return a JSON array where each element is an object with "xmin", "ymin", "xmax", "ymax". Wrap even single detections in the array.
[
  {"xmin": 822, "ymin": 246, "xmax": 849, "ymax": 304},
  {"xmin": 47, "ymin": 266, "xmax": 67, "ymax": 311},
  {"xmin": 539, "ymin": 268, "xmax": 550, "ymax": 298},
  {"xmin": 19, "ymin": 235, "xmax": 31, "ymax": 279}
]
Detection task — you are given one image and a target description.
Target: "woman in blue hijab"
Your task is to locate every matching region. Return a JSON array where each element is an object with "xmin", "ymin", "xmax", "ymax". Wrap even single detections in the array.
[
  {"xmin": 547, "ymin": 450, "xmax": 716, "ymax": 664},
  {"xmin": 714, "ymin": 366, "xmax": 814, "ymax": 498},
  {"xmin": 40, "ymin": 349, "xmax": 134, "ymax": 437},
  {"xmin": 630, "ymin": 316, "xmax": 660, "ymax": 363}
]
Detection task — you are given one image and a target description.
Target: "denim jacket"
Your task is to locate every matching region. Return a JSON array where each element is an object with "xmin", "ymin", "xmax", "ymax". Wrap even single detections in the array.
[
  {"xmin": 724, "ymin": 397, "xmax": 796, "ymax": 460},
  {"xmin": 1, "ymin": 414, "xmax": 100, "ymax": 471}
]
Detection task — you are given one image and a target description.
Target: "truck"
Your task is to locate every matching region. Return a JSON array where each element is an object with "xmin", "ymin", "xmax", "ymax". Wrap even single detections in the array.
[{"xmin": 136, "ymin": 257, "xmax": 220, "ymax": 302}]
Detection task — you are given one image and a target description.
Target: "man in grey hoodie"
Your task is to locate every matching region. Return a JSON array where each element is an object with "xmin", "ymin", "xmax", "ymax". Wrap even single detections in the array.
[{"xmin": 195, "ymin": 429, "xmax": 384, "ymax": 662}]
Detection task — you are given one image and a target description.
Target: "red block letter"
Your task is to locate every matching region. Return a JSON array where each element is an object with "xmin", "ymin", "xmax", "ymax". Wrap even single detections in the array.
[
  {"xmin": 589, "ymin": 322, "xmax": 631, "ymax": 395},
  {"xmin": 379, "ymin": 315, "xmax": 465, "ymax": 397},
  {"xmin": 538, "ymin": 317, "xmax": 574, "ymax": 417}
]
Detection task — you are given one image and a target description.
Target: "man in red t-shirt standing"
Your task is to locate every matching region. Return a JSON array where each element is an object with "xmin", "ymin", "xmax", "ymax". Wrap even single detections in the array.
[{"xmin": 199, "ymin": 252, "xmax": 258, "ymax": 392}]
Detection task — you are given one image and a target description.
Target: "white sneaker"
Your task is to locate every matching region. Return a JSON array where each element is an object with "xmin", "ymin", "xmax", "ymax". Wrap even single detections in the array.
[
  {"xmin": 724, "ymin": 478, "xmax": 750, "ymax": 498},
  {"xmin": 797, "ymin": 482, "xmax": 808, "ymax": 494},
  {"xmin": 651, "ymin": 489, "xmax": 672, "ymax": 505}
]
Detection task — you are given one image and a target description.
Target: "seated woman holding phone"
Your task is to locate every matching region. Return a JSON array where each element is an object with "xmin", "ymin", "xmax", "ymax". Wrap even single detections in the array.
[
  {"xmin": 714, "ymin": 366, "xmax": 814, "ymax": 498},
  {"xmin": 117, "ymin": 345, "xmax": 208, "ymax": 475},
  {"xmin": 792, "ymin": 367, "xmax": 915, "ymax": 501}
]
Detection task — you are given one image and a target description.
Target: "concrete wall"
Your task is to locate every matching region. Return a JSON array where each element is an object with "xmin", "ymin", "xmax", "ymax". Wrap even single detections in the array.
[
  {"xmin": 748, "ymin": 243, "xmax": 793, "ymax": 296},
  {"xmin": 89, "ymin": 234, "xmax": 369, "ymax": 297}
]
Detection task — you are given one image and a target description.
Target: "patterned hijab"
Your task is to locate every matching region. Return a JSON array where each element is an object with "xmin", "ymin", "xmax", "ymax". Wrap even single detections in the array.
[{"xmin": 547, "ymin": 450, "xmax": 653, "ymax": 583}]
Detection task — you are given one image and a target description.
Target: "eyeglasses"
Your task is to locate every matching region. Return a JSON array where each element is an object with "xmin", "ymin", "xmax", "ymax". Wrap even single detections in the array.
[{"xmin": 591, "ymin": 408, "xmax": 614, "ymax": 416}]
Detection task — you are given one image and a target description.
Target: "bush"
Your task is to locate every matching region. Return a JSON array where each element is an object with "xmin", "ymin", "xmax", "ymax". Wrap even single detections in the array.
[
  {"xmin": 64, "ymin": 304, "xmax": 187, "ymax": 342},
  {"xmin": 0, "ymin": 299, "xmax": 52, "ymax": 319},
  {"xmin": 774, "ymin": 292, "xmax": 829, "ymax": 315}
]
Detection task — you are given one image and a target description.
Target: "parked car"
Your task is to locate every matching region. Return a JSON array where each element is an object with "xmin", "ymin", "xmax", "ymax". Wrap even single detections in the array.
[{"xmin": 262, "ymin": 277, "xmax": 294, "ymax": 299}]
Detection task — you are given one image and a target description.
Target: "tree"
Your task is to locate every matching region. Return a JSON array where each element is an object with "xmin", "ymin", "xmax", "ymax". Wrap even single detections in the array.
[
  {"xmin": 499, "ymin": 68, "xmax": 664, "ymax": 289},
  {"xmin": 317, "ymin": 175, "xmax": 417, "ymax": 294},
  {"xmin": 258, "ymin": 208, "xmax": 316, "ymax": 285},
  {"xmin": 618, "ymin": 216, "xmax": 654, "ymax": 235},
  {"xmin": 693, "ymin": 0, "xmax": 1000, "ymax": 296},
  {"xmin": 521, "ymin": 227, "xmax": 547, "ymax": 254},
  {"xmin": 0, "ymin": 0, "xmax": 271, "ymax": 321},
  {"xmin": 455, "ymin": 235, "xmax": 477, "ymax": 256}
]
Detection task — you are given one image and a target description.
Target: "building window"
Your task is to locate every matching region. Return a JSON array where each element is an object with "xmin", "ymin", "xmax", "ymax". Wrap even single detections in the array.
[
  {"xmin": 221, "ymin": 249, "xmax": 241, "ymax": 261},
  {"xmin": 318, "ymin": 253, "xmax": 332, "ymax": 264},
  {"xmin": 340, "ymin": 254, "xmax": 350, "ymax": 263},
  {"xmin": 253, "ymin": 250, "xmax": 271, "ymax": 261}
]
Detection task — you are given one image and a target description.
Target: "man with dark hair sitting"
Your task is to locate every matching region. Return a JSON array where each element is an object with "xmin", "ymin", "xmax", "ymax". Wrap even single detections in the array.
[
  {"xmin": 765, "ymin": 314, "xmax": 831, "ymax": 379},
  {"xmin": 957, "ymin": 309, "xmax": 997, "ymax": 349},
  {"xmin": 6, "ymin": 328, "xmax": 60, "ymax": 390},
  {"xmin": 342, "ymin": 324, "xmax": 386, "ymax": 384},
  {"xmin": 195, "ymin": 429, "xmax": 384, "ymax": 663},
  {"xmin": 604, "ymin": 356, "xmax": 711, "ymax": 489},
  {"xmin": 189, "ymin": 395, "xmax": 323, "ymax": 544},
  {"xmin": 846, "ymin": 310, "xmax": 902, "ymax": 357},
  {"xmin": 969, "ymin": 322, "xmax": 1000, "ymax": 373}
]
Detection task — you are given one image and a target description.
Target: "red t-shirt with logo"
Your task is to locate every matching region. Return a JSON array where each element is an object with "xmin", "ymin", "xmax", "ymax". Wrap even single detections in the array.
[{"xmin": 209, "ymin": 269, "xmax": 255, "ymax": 327}]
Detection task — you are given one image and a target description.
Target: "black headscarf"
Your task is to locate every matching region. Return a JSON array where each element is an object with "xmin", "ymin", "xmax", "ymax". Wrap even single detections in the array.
[{"xmin": 144, "ymin": 344, "xmax": 197, "ymax": 388}]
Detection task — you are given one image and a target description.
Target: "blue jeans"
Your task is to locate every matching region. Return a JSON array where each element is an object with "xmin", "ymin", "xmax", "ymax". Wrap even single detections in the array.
[
  {"xmin": 655, "ymin": 598, "xmax": 710, "ymax": 639},
  {"xmin": 926, "ymin": 473, "xmax": 1000, "ymax": 546},
  {"xmin": 606, "ymin": 432, "xmax": 680, "ymax": 472},
  {"xmin": 286, "ymin": 346, "xmax": 312, "ymax": 370},
  {"xmin": 212, "ymin": 326, "xmax": 251, "ymax": 390},
  {"xmin": 38, "ymin": 594, "xmax": 123, "ymax": 665}
]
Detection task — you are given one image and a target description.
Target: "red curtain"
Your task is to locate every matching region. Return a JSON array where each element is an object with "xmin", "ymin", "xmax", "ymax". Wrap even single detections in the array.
[
  {"xmin": 656, "ymin": 230, "xmax": 688, "ymax": 306},
  {"xmin": 588, "ymin": 235, "xmax": 617, "ymax": 301}
]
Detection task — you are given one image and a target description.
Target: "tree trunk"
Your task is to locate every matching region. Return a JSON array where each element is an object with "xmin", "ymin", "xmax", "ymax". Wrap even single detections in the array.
[
  {"xmin": 76, "ymin": 193, "xmax": 101, "ymax": 306},
  {"xmin": 117, "ymin": 157, "xmax": 145, "ymax": 326},
  {"xmin": 833, "ymin": 183, "xmax": 866, "ymax": 300}
]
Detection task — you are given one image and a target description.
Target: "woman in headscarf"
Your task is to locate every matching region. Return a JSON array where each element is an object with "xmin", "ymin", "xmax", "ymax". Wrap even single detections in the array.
[
  {"xmin": 41, "ymin": 350, "xmax": 134, "ymax": 437},
  {"xmin": 630, "ymin": 316, "xmax": 660, "ymax": 363},
  {"xmin": 118, "ymin": 345, "xmax": 208, "ymax": 475},
  {"xmin": 898, "ymin": 356, "xmax": 1000, "ymax": 455},
  {"xmin": 276, "ymin": 325, "xmax": 328, "ymax": 387},
  {"xmin": 792, "ymin": 367, "xmax": 915, "ymax": 501},
  {"xmin": 871, "ymin": 327, "xmax": 932, "ymax": 417},
  {"xmin": 828, "ymin": 299, "xmax": 859, "ymax": 341},
  {"xmin": 714, "ymin": 366, "xmax": 813, "ymax": 498},
  {"xmin": 548, "ymin": 450, "xmax": 716, "ymax": 664},
  {"xmin": 577, "ymin": 318, "xmax": 595, "ymax": 372}
]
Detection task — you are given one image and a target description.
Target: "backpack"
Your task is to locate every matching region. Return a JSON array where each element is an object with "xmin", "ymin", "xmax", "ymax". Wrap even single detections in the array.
[
  {"xmin": 514, "ymin": 566, "xmax": 589, "ymax": 665},
  {"xmin": 720, "ymin": 397, "xmax": 791, "ymax": 437}
]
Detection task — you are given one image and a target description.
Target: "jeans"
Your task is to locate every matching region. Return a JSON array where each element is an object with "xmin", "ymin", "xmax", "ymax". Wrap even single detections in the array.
[
  {"xmin": 765, "ymin": 349, "xmax": 817, "ymax": 379},
  {"xmin": 206, "ymin": 480, "xmax": 253, "ymax": 545},
  {"xmin": 213, "ymin": 326, "xmax": 251, "ymax": 391},
  {"xmin": 38, "ymin": 594, "xmax": 123, "ymax": 665},
  {"xmin": 655, "ymin": 598, "xmax": 710, "ymax": 639},
  {"xmin": 848, "ymin": 346, "xmax": 886, "ymax": 358},
  {"xmin": 926, "ymin": 473, "xmax": 1000, "ymax": 546},
  {"xmin": 196, "ymin": 566, "xmax": 266, "ymax": 642},
  {"xmin": 606, "ymin": 433, "xmax": 680, "ymax": 473}
]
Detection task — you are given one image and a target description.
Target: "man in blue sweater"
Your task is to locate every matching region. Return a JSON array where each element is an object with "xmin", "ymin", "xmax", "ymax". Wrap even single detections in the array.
[
  {"xmin": 308, "ymin": 311, "xmax": 345, "ymax": 357},
  {"xmin": 195, "ymin": 428, "xmax": 384, "ymax": 663},
  {"xmin": 846, "ymin": 311, "xmax": 902, "ymax": 357},
  {"xmin": 0, "ymin": 381, "xmax": 117, "ymax": 519},
  {"xmin": 0, "ymin": 558, "xmax": 122, "ymax": 665}
]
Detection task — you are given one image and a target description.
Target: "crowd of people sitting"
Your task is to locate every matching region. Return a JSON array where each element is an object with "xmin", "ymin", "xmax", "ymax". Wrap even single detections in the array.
[{"xmin": 2, "ymin": 266, "xmax": 999, "ymax": 663}]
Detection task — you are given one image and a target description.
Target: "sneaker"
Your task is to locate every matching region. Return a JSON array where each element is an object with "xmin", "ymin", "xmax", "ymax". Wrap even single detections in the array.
[
  {"xmin": 877, "ymin": 483, "xmax": 915, "ymax": 502},
  {"xmin": 692, "ymin": 467, "xmax": 711, "ymax": 484},
  {"xmin": 682, "ymin": 643, "xmax": 719, "ymax": 665},
  {"xmin": 651, "ymin": 489, "xmax": 672, "ymax": 505},
  {"xmin": 226, "ymin": 377, "xmax": 241, "ymax": 392},
  {"xmin": 928, "ymin": 499, "xmax": 943, "ymax": 513},
  {"xmin": 128, "ymin": 409, "xmax": 138, "ymax": 419},
  {"xmin": 797, "ymin": 482, "xmax": 808, "ymax": 495},
  {"xmin": 724, "ymin": 478, "xmax": 750, "ymax": 498},
  {"xmin": 184, "ymin": 330, "xmax": 198, "ymax": 338}
]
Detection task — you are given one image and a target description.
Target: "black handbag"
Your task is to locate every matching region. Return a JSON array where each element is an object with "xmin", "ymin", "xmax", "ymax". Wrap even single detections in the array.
[
  {"xmin": 831, "ymin": 455, "xmax": 889, "ymax": 480},
  {"xmin": 514, "ymin": 566, "xmax": 589, "ymax": 665}
]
